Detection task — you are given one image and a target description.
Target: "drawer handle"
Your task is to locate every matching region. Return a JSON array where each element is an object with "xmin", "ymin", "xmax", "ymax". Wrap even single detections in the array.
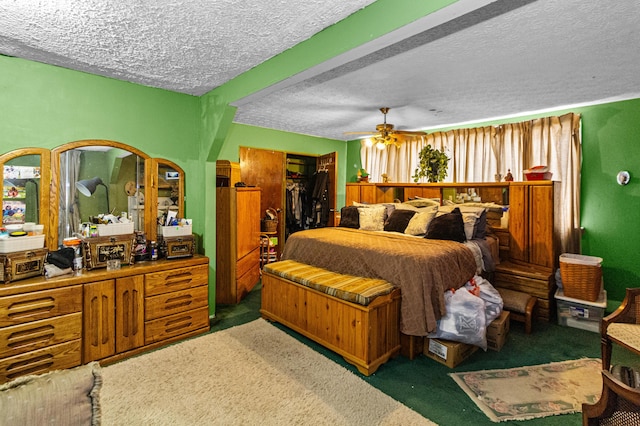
[
  {"xmin": 6, "ymin": 354, "xmax": 54, "ymax": 380},
  {"xmin": 164, "ymin": 295, "xmax": 193, "ymax": 311},
  {"xmin": 163, "ymin": 314, "xmax": 194, "ymax": 333},
  {"xmin": 162, "ymin": 272, "xmax": 194, "ymax": 287},
  {"xmin": 7, "ymin": 325, "xmax": 55, "ymax": 349},
  {"xmin": 7, "ymin": 297, "xmax": 56, "ymax": 320}
]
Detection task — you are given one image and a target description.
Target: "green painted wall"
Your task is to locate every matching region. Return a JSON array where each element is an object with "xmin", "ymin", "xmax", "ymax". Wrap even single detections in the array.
[{"xmin": 346, "ymin": 98, "xmax": 640, "ymax": 305}]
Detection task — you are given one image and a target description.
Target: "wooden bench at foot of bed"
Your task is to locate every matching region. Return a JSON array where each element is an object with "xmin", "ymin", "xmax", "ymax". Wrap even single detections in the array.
[{"xmin": 261, "ymin": 260, "xmax": 401, "ymax": 376}]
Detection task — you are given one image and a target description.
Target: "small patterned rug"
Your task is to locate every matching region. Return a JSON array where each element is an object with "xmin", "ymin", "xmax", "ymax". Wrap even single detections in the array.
[{"xmin": 449, "ymin": 358, "xmax": 602, "ymax": 422}]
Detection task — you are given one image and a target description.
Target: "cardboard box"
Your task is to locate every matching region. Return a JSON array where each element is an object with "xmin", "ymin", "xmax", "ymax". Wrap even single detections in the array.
[
  {"xmin": 487, "ymin": 310, "xmax": 510, "ymax": 351},
  {"xmin": 424, "ymin": 338, "xmax": 478, "ymax": 368}
]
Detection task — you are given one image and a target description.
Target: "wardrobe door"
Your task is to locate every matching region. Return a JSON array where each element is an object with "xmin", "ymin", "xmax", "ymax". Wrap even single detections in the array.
[
  {"xmin": 240, "ymin": 147, "xmax": 285, "ymax": 255},
  {"xmin": 316, "ymin": 152, "xmax": 337, "ymax": 227}
]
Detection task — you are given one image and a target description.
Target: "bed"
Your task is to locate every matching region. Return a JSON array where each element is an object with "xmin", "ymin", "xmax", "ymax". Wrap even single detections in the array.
[
  {"xmin": 280, "ymin": 202, "xmax": 500, "ymax": 334},
  {"xmin": 281, "ymin": 225, "xmax": 486, "ymax": 336},
  {"xmin": 261, "ymin": 202, "xmax": 499, "ymax": 371}
]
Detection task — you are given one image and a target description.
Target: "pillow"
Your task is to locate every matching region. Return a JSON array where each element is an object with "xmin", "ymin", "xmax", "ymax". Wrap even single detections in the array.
[
  {"xmin": 339, "ymin": 205, "xmax": 360, "ymax": 229},
  {"xmin": 0, "ymin": 362, "xmax": 102, "ymax": 426},
  {"xmin": 473, "ymin": 209, "xmax": 488, "ymax": 239},
  {"xmin": 354, "ymin": 202, "xmax": 395, "ymax": 220},
  {"xmin": 358, "ymin": 205, "xmax": 386, "ymax": 231},
  {"xmin": 402, "ymin": 198, "xmax": 440, "ymax": 208},
  {"xmin": 438, "ymin": 205, "xmax": 486, "ymax": 240},
  {"xmin": 404, "ymin": 206, "xmax": 438, "ymax": 236},
  {"xmin": 438, "ymin": 205, "xmax": 486, "ymax": 215},
  {"xmin": 395, "ymin": 203, "xmax": 421, "ymax": 212},
  {"xmin": 425, "ymin": 207, "xmax": 466, "ymax": 242},
  {"xmin": 384, "ymin": 209, "xmax": 416, "ymax": 233}
]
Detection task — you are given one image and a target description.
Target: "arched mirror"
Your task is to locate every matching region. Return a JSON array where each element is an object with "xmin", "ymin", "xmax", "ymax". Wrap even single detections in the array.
[
  {"xmin": 156, "ymin": 159, "xmax": 184, "ymax": 222},
  {"xmin": 51, "ymin": 140, "xmax": 151, "ymax": 248},
  {"xmin": 1, "ymin": 148, "xmax": 50, "ymax": 232}
]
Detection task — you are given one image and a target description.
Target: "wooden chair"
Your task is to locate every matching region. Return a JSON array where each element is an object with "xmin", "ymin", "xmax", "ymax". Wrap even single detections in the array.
[
  {"xmin": 601, "ymin": 287, "xmax": 640, "ymax": 371},
  {"xmin": 583, "ymin": 369, "xmax": 640, "ymax": 425}
]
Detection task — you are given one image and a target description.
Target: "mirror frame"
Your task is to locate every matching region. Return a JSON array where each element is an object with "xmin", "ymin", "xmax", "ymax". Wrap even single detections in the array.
[
  {"xmin": 51, "ymin": 139, "xmax": 152, "ymax": 249},
  {"xmin": 150, "ymin": 158, "xmax": 185, "ymax": 236},
  {"xmin": 2, "ymin": 140, "xmax": 185, "ymax": 251},
  {"xmin": 0, "ymin": 147, "xmax": 51, "ymax": 236}
]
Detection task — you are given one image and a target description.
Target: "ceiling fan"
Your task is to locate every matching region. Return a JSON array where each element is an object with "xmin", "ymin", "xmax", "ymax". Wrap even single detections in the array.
[{"xmin": 345, "ymin": 107, "xmax": 426, "ymax": 149}]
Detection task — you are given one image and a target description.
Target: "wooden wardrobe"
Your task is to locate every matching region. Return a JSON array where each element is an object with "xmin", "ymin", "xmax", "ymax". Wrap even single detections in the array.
[{"xmin": 215, "ymin": 186, "xmax": 261, "ymax": 304}]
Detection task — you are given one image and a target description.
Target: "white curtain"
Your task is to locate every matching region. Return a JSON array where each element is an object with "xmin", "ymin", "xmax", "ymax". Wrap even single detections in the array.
[
  {"xmin": 58, "ymin": 150, "xmax": 82, "ymax": 241},
  {"xmin": 360, "ymin": 113, "xmax": 582, "ymax": 253}
]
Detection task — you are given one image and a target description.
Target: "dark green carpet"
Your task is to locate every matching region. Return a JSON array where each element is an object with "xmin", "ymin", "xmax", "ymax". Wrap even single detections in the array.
[{"xmin": 212, "ymin": 282, "xmax": 638, "ymax": 426}]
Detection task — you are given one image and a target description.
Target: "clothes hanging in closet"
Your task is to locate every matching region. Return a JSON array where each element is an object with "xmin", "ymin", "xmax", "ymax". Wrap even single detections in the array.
[
  {"xmin": 285, "ymin": 182, "xmax": 309, "ymax": 237},
  {"xmin": 309, "ymin": 170, "xmax": 329, "ymax": 228}
]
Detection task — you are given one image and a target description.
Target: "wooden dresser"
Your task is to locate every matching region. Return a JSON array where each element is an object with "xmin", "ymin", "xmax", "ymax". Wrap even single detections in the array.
[
  {"xmin": 493, "ymin": 181, "xmax": 560, "ymax": 321},
  {"xmin": 0, "ymin": 255, "xmax": 209, "ymax": 383},
  {"xmin": 216, "ymin": 187, "xmax": 261, "ymax": 304}
]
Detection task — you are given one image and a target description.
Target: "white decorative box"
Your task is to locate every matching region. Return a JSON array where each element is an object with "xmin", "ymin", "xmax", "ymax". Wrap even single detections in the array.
[
  {"xmin": 97, "ymin": 222, "xmax": 135, "ymax": 236},
  {"xmin": 160, "ymin": 225, "xmax": 192, "ymax": 237},
  {"xmin": 0, "ymin": 234, "xmax": 46, "ymax": 254}
]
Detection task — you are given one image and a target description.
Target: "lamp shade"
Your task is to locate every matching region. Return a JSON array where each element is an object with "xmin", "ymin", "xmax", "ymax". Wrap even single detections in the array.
[{"xmin": 76, "ymin": 177, "xmax": 104, "ymax": 197}]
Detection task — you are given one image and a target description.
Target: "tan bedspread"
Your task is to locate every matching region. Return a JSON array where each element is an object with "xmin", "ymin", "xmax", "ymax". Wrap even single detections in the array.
[{"xmin": 281, "ymin": 227, "xmax": 477, "ymax": 335}]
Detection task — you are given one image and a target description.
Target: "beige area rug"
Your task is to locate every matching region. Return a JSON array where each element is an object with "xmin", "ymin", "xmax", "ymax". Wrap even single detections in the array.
[
  {"xmin": 449, "ymin": 358, "xmax": 602, "ymax": 422},
  {"xmin": 100, "ymin": 318, "xmax": 435, "ymax": 425}
]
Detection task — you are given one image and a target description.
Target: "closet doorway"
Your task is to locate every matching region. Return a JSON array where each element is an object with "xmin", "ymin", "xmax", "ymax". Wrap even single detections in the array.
[{"xmin": 239, "ymin": 147, "xmax": 337, "ymax": 260}]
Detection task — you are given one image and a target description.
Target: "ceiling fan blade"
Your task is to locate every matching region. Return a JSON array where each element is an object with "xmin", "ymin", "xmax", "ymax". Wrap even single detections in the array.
[{"xmin": 344, "ymin": 131, "xmax": 379, "ymax": 135}]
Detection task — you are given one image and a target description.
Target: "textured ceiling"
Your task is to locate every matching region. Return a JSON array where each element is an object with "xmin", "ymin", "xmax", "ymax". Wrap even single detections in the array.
[
  {"xmin": 1, "ymin": 0, "xmax": 639, "ymax": 141},
  {"xmin": 0, "ymin": 0, "xmax": 375, "ymax": 95}
]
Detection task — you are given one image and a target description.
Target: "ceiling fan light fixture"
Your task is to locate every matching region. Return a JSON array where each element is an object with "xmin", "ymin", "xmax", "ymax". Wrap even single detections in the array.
[
  {"xmin": 364, "ymin": 138, "xmax": 373, "ymax": 148},
  {"xmin": 375, "ymin": 140, "xmax": 386, "ymax": 150}
]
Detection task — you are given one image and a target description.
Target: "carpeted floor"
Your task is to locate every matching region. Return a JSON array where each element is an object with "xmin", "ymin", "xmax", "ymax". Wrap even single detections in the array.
[
  {"xmin": 212, "ymin": 282, "xmax": 640, "ymax": 426},
  {"xmin": 100, "ymin": 318, "xmax": 435, "ymax": 425}
]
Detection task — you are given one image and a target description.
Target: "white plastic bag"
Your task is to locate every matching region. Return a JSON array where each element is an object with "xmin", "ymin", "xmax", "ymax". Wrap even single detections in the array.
[
  {"xmin": 465, "ymin": 275, "xmax": 503, "ymax": 323},
  {"xmin": 428, "ymin": 287, "xmax": 487, "ymax": 350}
]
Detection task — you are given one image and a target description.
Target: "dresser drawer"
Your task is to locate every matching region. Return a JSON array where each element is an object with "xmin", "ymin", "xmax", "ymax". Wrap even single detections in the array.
[
  {"xmin": 0, "ymin": 285, "xmax": 82, "ymax": 327},
  {"xmin": 236, "ymin": 247, "xmax": 259, "ymax": 278},
  {"xmin": 0, "ymin": 312, "xmax": 82, "ymax": 359},
  {"xmin": 236, "ymin": 266, "xmax": 260, "ymax": 303},
  {"xmin": 145, "ymin": 306, "xmax": 209, "ymax": 345},
  {"xmin": 145, "ymin": 264, "xmax": 208, "ymax": 297},
  {"xmin": 145, "ymin": 285, "xmax": 208, "ymax": 321},
  {"xmin": 0, "ymin": 339, "xmax": 81, "ymax": 384}
]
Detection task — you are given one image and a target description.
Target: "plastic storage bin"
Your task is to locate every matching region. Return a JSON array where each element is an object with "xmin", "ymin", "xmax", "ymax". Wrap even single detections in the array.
[
  {"xmin": 556, "ymin": 288, "xmax": 607, "ymax": 333},
  {"xmin": 0, "ymin": 234, "xmax": 46, "ymax": 253},
  {"xmin": 97, "ymin": 222, "xmax": 134, "ymax": 236},
  {"xmin": 159, "ymin": 224, "xmax": 192, "ymax": 237}
]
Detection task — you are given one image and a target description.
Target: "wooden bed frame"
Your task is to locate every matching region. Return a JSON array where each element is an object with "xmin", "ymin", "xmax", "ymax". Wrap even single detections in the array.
[{"xmin": 260, "ymin": 269, "xmax": 402, "ymax": 376}]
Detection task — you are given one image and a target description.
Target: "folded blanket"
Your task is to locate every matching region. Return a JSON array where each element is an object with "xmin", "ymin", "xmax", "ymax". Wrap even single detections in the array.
[{"xmin": 44, "ymin": 263, "xmax": 73, "ymax": 278}]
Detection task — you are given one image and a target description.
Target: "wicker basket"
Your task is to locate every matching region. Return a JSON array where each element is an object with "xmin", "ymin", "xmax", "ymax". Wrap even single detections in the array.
[
  {"xmin": 261, "ymin": 208, "xmax": 278, "ymax": 233},
  {"xmin": 559, "ymin": 253, "xmax": 603, "ymax": 302}
]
